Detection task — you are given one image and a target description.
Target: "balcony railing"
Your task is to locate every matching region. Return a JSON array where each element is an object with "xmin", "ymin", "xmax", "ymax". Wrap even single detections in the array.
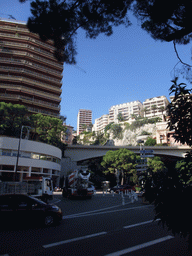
[
  {"xmin": 0, "ymin": 93, "xmax": 60, "ymax": 109},
  {"xmin": 0, "ymin": 47, "xmax": 62, "ymax": 70},
  {"xmin": 0, "ymin": 66, "xmax": 61, "ymax": 85},
  {"xmin": 1, "ymin": 40, "xmax": 56, "ymax": 60},
  {"xmin": 27, "ymin": 106, "xmax": 60, "ymax": 117},
  {"xmin": 0, "ymin": 57, "xmax": 62, "ymax": 77},
  {"xmin": 0, "ymin": 84, "xmax": 61, "ymax": 101},
  {"xmin": 0, "ymin": 32, "xmax": 55, "ymax": 51},
  {"xmin": 0, "ymin": 75, "xmax": 62, "ymax": 93}
]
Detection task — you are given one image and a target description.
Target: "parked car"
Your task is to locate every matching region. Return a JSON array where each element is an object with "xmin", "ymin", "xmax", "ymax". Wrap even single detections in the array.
[
  {"xmin": 116, "ymin": 185, "xmax": 136, "ymax": 194},
  {"xmin": 0, "ymin": 194, "xmax": 62, "ymax": 228},
  {"xmin": 108, "ymin": 185, "xmax": 125, "ymax": 193}
]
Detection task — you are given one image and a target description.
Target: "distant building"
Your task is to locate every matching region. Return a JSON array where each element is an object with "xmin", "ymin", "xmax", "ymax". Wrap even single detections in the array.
[
  {"xmin": 108, "ymin": 101, "xmax": 143, "ymax": 124},
  {"xmin": 77, "ymin": 109, "xmax": 92, "ymax": 135},
  {"xmin": 93, "ymin": 114, "xmax": 109, "ymax": 133},
  {"xmin": 143, "ymin": 96, "xmax": 169, "ymax": 119},
  {"xmin": 61, "ymin": 124, "xmax": 74, "ymax": 145},
  {"xmin": 0, "ymin": 18, "xmax": 63, "ymax": 117},
  {"xmin": 156, "ymin": 121, "xmax": 187, "ymax": 146}
]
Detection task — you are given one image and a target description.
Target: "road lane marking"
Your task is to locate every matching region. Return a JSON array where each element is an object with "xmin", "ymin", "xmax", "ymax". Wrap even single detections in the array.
[
  {"xmin": 51, "ymin": 199, "xmax": 61, "ymax": 204},
  {"xmin": 105, "ymin": 235, "xmax": 174, "ymax": 256},
  {"xmin": 63, "ymin": 201, "xmax": 132, "ymax": 219},
  {"xmin": 63, "ymin": 205, "xmax": 152, "ymax": 219},
  {"xmin": 42, "ymin": 231, "xmax": 107, "ymax": 248},
  {"xmin": 123, "ymin": 219, "xmax": 160, "ymax": 229}
]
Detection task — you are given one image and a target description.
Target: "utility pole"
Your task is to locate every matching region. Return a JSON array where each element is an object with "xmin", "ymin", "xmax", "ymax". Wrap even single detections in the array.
[{"xmin": 14, "ymin": 126, "xmax": 31, "ymax": 181}]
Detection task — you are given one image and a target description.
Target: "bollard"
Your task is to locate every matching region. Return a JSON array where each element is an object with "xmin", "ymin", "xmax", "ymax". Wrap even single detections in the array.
[
  {"xmin": 103, "ymin": 190, "xmax": 105, "ymax": 196},
  {"xmin": 122, "ymin": 196, "xmax": 125, "ymax": 205},
  {"xmin": 131, "ymin": 195, "xmax": 134, "ymax": 203},
  {"xmin": 112, "ymin": 190, "xmax": 114, "ymax": 197}
]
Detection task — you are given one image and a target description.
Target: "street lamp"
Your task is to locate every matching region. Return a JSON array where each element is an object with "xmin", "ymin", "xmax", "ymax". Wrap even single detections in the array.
[{"xmin": 14, "ymin": 125, "xmax": 31, "ymax": 181}]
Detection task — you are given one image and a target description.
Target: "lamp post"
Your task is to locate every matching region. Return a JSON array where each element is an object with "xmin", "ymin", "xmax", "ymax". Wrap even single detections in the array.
[{"xmin": 14, "ymin": 125, "xmax": 31, "ymax": 181}]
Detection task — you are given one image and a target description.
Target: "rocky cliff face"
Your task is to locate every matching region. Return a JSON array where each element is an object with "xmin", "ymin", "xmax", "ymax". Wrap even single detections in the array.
[{"xmin": 114, "ymin": 123, "xmax": 157, "ymax": 146}]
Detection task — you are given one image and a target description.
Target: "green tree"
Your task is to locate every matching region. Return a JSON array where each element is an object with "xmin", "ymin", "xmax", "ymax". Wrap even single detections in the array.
[
  {"xmin": 147, "ymin": 156, "xmax": 166, "ymax": 173},
  {"xmin": 101, "ymin": 148, "xmax": 140, "ymax": 184},
  {"xmin": 151, "ymin": 105, "xmax": 157, "ymax": 116},
  {"xmin": 167, "ymin": 78, "xmax": 192, "ymax": 147},
  {"xmin": 111, "ymin": 123, "xmax": 123, "ymax": 140},
  {"xmin": 144, "ymin": 79, "xmax": 192, "ymax": 250},
  {"xmin": 30, "ymin": 113, "xmax": 66, "ymax": 147},
  {"xmin": 0, "ymin": 102, "xmax": 29, "ymax": 137},
  {"xmin": 117, "ymin": 112, "xmax": 124, "ymax": 122},
  {"xmin": 175, "ymin": 159, "xmax": 192, "ymax": 186},
  {"xmin": 91, "ymin": 132, "xmax": 108, "ymax": 145},
  {"xmin": 144, "ymin": 137, "xmax": 156, "ymax": 146},
  {"xmin": 20, "ymin": 0, "xmax": 192, "ymax": 70}
]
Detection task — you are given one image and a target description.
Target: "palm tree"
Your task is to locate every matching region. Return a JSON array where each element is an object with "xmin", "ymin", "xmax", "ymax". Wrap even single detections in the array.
[
  {"xmin": 159, "ymin": 106, "xmax": 165, "ymax": 121},
  {"xmin": 143, "ymin": 107, "xmax": 148, "ymax": 117},
  {"xmin": 151, "ymin": 105, "xmax": 157, "ymax": 117}
]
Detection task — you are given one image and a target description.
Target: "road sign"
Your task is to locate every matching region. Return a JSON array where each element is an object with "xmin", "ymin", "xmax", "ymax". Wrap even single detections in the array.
[
  {"xmin": 140, "ymin": 150, "xmax": 154, "ymax": 154},
  {"xmin": 140, "ymin": 155, "xmax": 154, "ymax": 158}
]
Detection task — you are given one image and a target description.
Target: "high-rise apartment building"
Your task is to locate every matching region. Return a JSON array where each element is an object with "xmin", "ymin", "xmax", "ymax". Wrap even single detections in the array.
[
  {"xmin": 143, "ymin": 96, "xmax": 169, "ymax": 119},
  {"xmin": 0, "ymin": 18, "xmax": 63, "ymax": 117},
  {"xmin": 109, "ymin": 101, "xmax": 143, "ymax": 123},
  {"xmin": 77, "ymin": 109, "xmax": 92, "ymax": 135}
]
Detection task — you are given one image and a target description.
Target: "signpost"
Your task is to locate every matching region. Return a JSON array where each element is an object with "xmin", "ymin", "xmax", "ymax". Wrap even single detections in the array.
[{"xmin": 136, "ymin": 148, "xmax": 154, "ymax": 173}]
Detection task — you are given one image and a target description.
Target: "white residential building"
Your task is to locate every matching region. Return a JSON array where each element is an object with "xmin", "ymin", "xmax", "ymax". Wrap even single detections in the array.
[
  {"xmin": 109, "ymin": 101, "xmax": 143, "ymax": 123},
  {"xmin": 93, "ymin": 114, "xmax": 109, "ymax": 133},
  {"xmin": 143, "ymin": 96, "xmax": 169, "ymax": 119}
]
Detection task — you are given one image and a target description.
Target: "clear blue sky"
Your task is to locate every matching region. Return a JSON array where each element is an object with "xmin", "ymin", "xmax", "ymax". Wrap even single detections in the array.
[{"xmin": 1, "ymin": 0, "xmax": 191, "ymax": 130}]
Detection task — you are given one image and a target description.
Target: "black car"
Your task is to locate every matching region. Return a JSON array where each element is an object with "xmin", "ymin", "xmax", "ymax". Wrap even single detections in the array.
[
  {"xmin": 108, "ymin": 185, "xmax": 125, "ymax": 193},
  {"xmin": 0, "ymin": 194, "xmax": 62, "ymax": 228}
]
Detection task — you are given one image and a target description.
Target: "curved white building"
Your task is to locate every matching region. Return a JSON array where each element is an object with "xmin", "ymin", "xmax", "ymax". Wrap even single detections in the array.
[{"xmin": 0, "ymin": 136, "xmax": 61, "ymax": 185}]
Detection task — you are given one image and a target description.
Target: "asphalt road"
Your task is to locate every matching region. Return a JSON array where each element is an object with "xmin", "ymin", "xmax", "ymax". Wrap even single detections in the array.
[{"xmin": 0, "ymin": 192, "xmax": 191, "ymax": 256}]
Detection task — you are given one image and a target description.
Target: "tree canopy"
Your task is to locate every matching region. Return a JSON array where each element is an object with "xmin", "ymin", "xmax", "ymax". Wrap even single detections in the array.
[
  {"xmin": 101, "ymin": 148, "xmax": 140, "ymax": 184},
  {"xmin": 0, "ymin": 102, "xmax": 29, "ymax": 137},
  {"xmin": 167, "ymin": 77, "xmax": 192, "ymax": 147},
  {"xmin": 0, "ymin": 102, "xmax": 66, "ymax": 149},
  {"xmin": 19, "ymin": 0, "xmax": 192, "ymax": 65}
]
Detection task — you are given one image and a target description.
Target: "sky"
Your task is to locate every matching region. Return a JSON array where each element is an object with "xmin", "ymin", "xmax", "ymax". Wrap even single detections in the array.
[{"xmin": 1, "ymin": 0, "xmax": 192, "ymax": 130}]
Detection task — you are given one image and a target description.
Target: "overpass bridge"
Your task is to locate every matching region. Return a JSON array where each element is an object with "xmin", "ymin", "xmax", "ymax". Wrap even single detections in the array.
[{"xmin": 64, "ymin": 144, "xmax": 190, "ymax": 163}]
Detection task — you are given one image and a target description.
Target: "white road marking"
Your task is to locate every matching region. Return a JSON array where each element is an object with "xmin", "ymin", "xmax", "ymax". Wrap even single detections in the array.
[
  {"xmin": 51, "ymin": 199, "xmax": 61, "ymax": 204},
  {"xmin": 42, "ymin": 231, "xmax": 107, "ymax": 248},
  {"xmin": 63, "ymin": 201, "xmax": 132, "ymax": 219},
  {"xmin": 123, "ymin": 219, "xmax": 160, "ymax": 229},
  {"xmin": 105, "ymin": 236, "xmax": 174, "ymax": 256},
  {"xmin": 63, "ymin": 205, "xmax": 151, "ymax": 219}
]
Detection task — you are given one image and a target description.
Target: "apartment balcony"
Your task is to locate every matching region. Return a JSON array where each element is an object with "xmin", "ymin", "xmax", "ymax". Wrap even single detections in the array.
[
  {"xmin": 0, "ymin": 32, "xmax": 55, "ymax": 52},
  {"xmin": 0, "ymin": 57, "xmax": 62, "ymax": 78},
  {"xmin": 0, "ymin": 75, "xmax": 62, "ymax": 94},
  {"xmin": 1, "ymin": 40, "xmax": 58, "ymax": 61},
  {"xmin": 0, "ymin": 47, "xmax": 62, "ymax": 70},
  {"xmin": 0, "ymin": 84, "xmax": 61, "ymax": 102},
  {"xmin": 27, "ymin": 106, "xmax": 60, "ymax": 117},
  {"xmin": 0, "ymin": 93, "xmax": 60, "ymax": 111},
  {"xmin": 0, "ymin": 66, "xmax": 61, "ymax": 85}
]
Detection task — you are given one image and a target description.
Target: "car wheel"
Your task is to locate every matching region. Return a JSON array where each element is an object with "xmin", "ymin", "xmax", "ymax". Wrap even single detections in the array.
[{"xmin": 44, "ymin": 215, "xmax": 54, "ymax": 226}]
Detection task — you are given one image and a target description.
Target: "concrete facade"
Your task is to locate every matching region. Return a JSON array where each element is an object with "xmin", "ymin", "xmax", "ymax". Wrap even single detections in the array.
[
  {"xmin": 0, "ymin": 136, "xmax": 61, "ymax": 185},
  {"xmin": 77, "ymin": 109, "xmax": 92, "ymax": 135},
  {"xmin": 0, "ymin": 18, "xmax": 63, "ymax": 117}
]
